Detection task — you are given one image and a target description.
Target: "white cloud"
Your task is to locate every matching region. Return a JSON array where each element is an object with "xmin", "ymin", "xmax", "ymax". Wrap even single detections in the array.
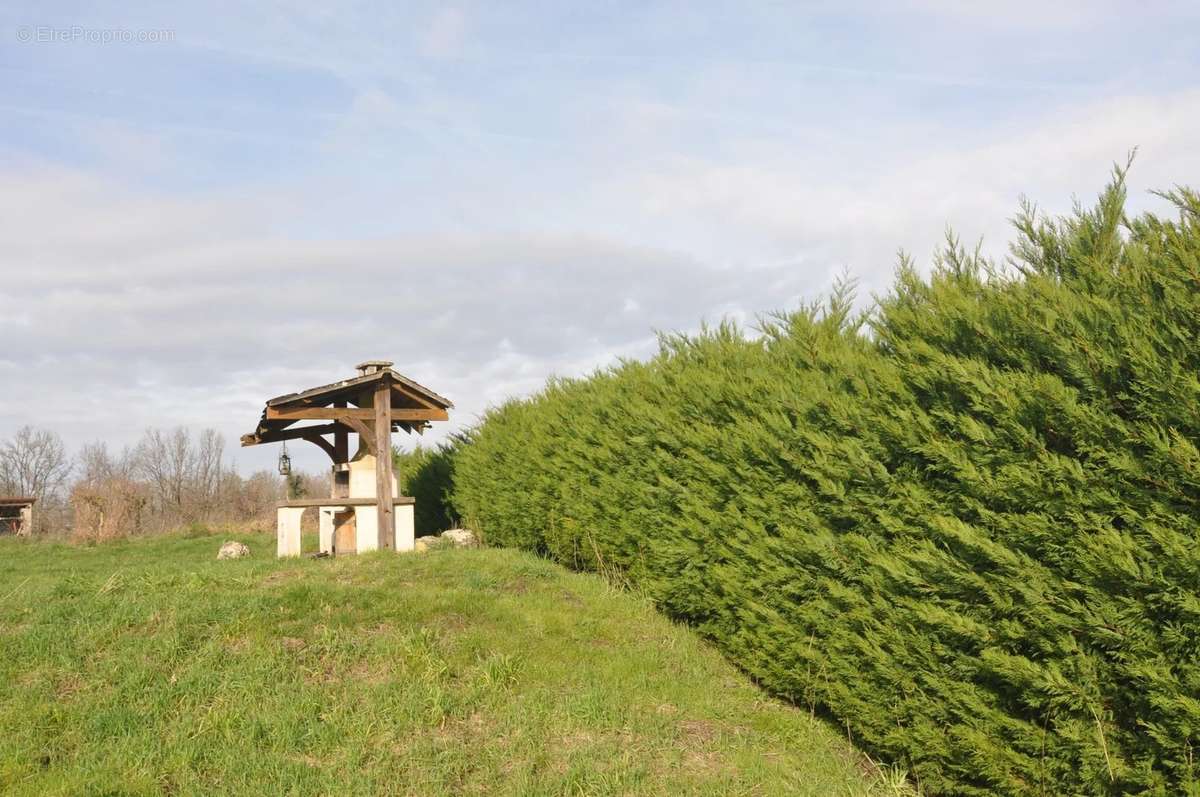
[
  {"xmin": 0, "ymin": 161, "xmax": 822, "ymax": 472},
  {"xmin": 893, "ymin": 0, "xmax": 1199, "ymax": 31},
  {"xmin": 421, "ymin": 7, "xmax": 467, "ymax": 59},
  {"xmin": 603, "ymin": 89, "xmax": 1200, "ymax": 295}
]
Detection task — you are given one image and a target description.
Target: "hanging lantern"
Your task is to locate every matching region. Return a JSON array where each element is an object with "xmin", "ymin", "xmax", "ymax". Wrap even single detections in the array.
[{"xmin": 278, "ymin": 442, "xmax": 292, "ymax": 476}]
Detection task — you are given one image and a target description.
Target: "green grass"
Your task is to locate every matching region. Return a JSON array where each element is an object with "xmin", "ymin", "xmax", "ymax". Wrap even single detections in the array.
[{"xmin": 0, "ymin": 530, "xmax": 906, "ymax": 796}]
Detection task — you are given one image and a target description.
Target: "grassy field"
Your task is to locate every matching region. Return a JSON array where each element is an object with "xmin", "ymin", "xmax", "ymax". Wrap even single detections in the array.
[{"xmin": 0, "ymin": 530, "xmax": 906, "ymax": 796}]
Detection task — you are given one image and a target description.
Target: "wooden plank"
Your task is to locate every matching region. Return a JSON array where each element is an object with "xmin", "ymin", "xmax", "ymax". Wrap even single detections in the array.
[
  {"xmin": 334, "ymin": 510, "xmax": 356, "ymax": 555},
  {"xmin": 374, "ymin": 380, "xmax": 395, "ymax": 551},
  {"xmin": 403, "ymin": 408, "xmax": 448, "ymax": 421},
  {"xmin": 392, "ymin": 383, "xmax": 440, "ymax": 410},
  {"xmin": 266, "ymin": 406, "xmax": 447, "ymax": 422},
  {"xmin": 276, "ymin": 497, "xmax": 414, "ymax": 508},
  {"xmin": 387, "ymin": 408, "xmax": 447, "ymax": 421},
  {"xmin": 267, "ymin": 407, "xmax": 375, "ymax": 421}
]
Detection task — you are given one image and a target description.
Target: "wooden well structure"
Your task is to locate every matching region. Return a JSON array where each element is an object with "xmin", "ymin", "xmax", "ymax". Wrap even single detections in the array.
[{"xmin": 241, "ymin": 360, "xmax": 452, "ymax": 557}]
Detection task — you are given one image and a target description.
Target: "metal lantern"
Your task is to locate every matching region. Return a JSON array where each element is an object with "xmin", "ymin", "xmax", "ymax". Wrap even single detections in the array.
[{"xmin": 277, "ymin": 442, "xmax": 292, "ymax": 476}]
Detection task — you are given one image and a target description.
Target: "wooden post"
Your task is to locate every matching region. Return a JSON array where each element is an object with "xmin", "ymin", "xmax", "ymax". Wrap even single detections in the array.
[
  {"xmin": 374, "ymin": 380, "xmax": 394, "ymax": 550},
  {"xmin": 332, "ymin": 400, "xmax": 349, "ymax": 500},
  {"xmin": 333, "ymin": 400, "xmax": 349, "ymax": 464}
]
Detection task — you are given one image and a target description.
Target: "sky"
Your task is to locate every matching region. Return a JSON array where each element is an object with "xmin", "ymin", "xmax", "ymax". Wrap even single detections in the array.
[{"xmin": 1, "ymin": 1, "xmax": 1198, "ymax": 474}]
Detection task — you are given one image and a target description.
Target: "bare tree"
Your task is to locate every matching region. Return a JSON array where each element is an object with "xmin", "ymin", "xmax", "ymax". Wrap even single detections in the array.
[
  {"xmin": 67, "ymin": 427, "xmax": 280, "ymax": 537},
  {"xmin": 132, "ymin": 427, "xmax": 230, "ymax": 523},
  {"xmin": 192, "ymin": 429, "xmax": 226, "ymax": 515},
  {"xmin": 0, "ymin": 426, "xmax": 72, "ymax": 500},
  {"xmin": 77, "ymin": 441, "xmax": 136, "ymax": 485},
  {"xmin": 226, "ymin": 469, "xmax": 282, "ymax": 523},
  {"xmin": 134, "ymin": 428, "xmax": 192, "ymax": 515}
]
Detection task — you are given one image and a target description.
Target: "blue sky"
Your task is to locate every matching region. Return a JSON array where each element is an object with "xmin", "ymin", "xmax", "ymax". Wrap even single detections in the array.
[{"xmin": 1, "ymin": 2, "xmax": 1198, "ymax": 473}]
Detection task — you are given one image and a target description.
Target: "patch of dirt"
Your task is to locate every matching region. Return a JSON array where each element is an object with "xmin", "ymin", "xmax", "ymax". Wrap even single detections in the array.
[
  {"xmin": 682, "ymin": 749, "xmax": 731, "ymax": 777},
  {"xmin": 348, "ymin": 659, "xmax": 393, "ymax": 685},
  {"xmin": 261, "ymin": 569, "xmax": 302, "ymax": 586},
  {"xmin": 428, "ymin": 711, "xmax": 491, "ymax": 747},
  {"xmin": 0, "ymin": 621, "xmax": 30, "ymax": 636},
  {"xmin": 559, "ymin": 730, "xmax": 595, "ymax": 751},
  {"xmin": 55, "ymin": 673, "xmax": 85, "ymax": 700},
  {"xmin": 679, "ymin": 719, "xmax": 719, "ymax": 743},
  {"xmin": 430, "ymin": 612, "xmax": 470, "ymax": 634},
  {"xmin": 223, "ymin": 636, "xmax": 251, "ymax": 653},
  {"xmin": 367, "ymin": 622, "xmax": 394, "ymax": 636},
  {"xmin": 16, "ymin": 670, "xmax": 43, "ymax": 689}
]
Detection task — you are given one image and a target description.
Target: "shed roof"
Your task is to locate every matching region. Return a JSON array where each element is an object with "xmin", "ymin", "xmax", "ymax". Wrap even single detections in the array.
[
  {"xmin": 0, "ymin": 497, "xmax": 35, "ymax": 507},
  {"xmin": 265, "ymin": 368, "xmax": 452, "ymax": 411},
  {"xmin": 240, "ymin": 363, "xmax": 452, "ymax": 449}
]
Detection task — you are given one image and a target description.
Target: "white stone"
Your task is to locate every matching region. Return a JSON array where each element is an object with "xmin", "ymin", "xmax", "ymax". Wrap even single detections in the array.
[
  {"xmin": 441, "ymin": 528, "xmax": 478, "ymax": 548},
  {"xmin": 217, "ymin": 541, "xmax": 250, "ymax": 560}
]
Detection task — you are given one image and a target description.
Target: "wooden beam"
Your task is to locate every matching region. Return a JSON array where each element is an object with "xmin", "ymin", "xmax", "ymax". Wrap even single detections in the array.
[
  {"xmin": 267, "ymin": 407, "xmax": 374, "ymax": 421},
  {"xmin": 392, "ymin": 383, "xmax": 440, "ymax": 410},
  {"xmin": 333, "ymin": 400, "xmax": 349, "ymax": 465},
  {"xmin": 342, "ymin": 417, "xmax": 376, "ymax": 454},
  {"xmin": 302, "ymin": 432, "xmax": 338, "ymax": 462},
  {"xmin": 242, "ymin": 420, "xmax": 412, "ymax": 448},
  {"xmin": 266, "ymin": 406, "xmax": 448, "ymax": 422},
  {"xmin": 374, "ymin": 380, "xmax": 395, "ymax": 551},
  {"xmin": 276, "ymin": 497, "xmax": 414, "ymax": 508},
  {"xmin": 394, "ymin": 407, "xmax": 448, "ymax": 421},
  {"xmin": 242, "ymin": 423, "xmax": 341, "ymax": 445}
]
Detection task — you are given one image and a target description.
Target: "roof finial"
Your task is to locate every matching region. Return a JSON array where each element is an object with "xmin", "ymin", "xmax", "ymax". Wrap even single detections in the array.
[{"xmin": 355, "ymin": 360, "xmax": 393, "ymax": 376}]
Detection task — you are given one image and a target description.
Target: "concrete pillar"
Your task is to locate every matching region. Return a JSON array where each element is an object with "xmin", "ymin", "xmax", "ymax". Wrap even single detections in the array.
[
  {"xmin": 276, "ymin": 506, "xmax": 305, "ymax": 557},
  {"xmin": 395, "ymin": 504, "xmax": 415, "ymax": 551},
  {"xmin": 348, "ymin": 453, "xmax": 397, "ymax": 498},
  {"xmin": 18, "ymin": 505, "xmax": 32, "ymax": 537},
  {"xmin": 354, "ymin": 505, "xmax": 379, "ymax": 553},
  {"xmin": 318, "ymin": 507, "xmax": 336, "ymax": 554}
]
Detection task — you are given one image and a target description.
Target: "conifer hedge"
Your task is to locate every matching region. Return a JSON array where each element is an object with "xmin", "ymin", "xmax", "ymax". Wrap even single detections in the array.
[
  {"xmin": 394, "ymin": 439, "xmax": 463, "ymax": 534},
  {"xmin": 448, "ymin": 169, "xmax": 1200, "ymax": 795}
]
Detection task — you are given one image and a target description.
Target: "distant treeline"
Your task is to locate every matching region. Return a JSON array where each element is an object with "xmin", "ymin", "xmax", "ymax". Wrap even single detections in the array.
[
  {"xmin": 436, "ymin": 166, "xmax": 1200, "ymax": 795},
  {"xmin": 0, "ymin": 426, "xmax": 282, "ymax": 539}
]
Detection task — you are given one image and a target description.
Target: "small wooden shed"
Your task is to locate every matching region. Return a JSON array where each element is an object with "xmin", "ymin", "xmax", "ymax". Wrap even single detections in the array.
[
  {"xmin": 0, "ymin": 497, "xmax": 35, "ymax": 536},
  {"xmin": 240, "ymin": 361, "xmax": 453, "ymax": 557}
]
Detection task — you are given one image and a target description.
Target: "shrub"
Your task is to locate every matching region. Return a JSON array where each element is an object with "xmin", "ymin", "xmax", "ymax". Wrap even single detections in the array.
[
  {"xmin": 395, "ymin": 436, "xmax": 465, "ymax": 535},
  {"xmin": 450, "ymin": 167, "xmax": 1200, "ymax": 795},
  {"xmin": 70, "ymin": 478, "xmax": 149, "ymax": 543}
]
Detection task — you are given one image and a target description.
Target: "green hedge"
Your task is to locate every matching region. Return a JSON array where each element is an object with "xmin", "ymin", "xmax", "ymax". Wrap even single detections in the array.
[
  {"xmin": 450, "ymin": 169, "xmax": 1200, "ymax": 795},
  {"xmin": 394, "ymin": 438, "xmax": 463, "ymax": 535}
]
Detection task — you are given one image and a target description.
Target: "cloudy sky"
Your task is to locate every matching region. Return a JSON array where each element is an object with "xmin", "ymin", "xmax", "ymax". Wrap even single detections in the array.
[{"xmin": 1, "ymin": 2, "xmax": 1198, "ymax": 473}]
